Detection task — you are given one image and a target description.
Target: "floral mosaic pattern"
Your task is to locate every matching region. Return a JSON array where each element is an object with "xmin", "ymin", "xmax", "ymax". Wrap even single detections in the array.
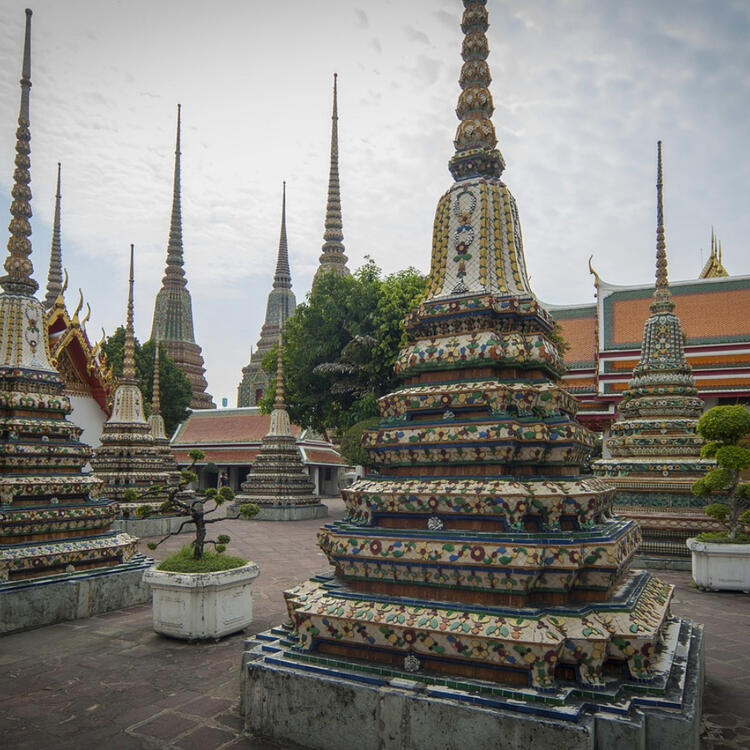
[
  {"xmin": 0, "ymin": 532, "xmax": 138, "ymax": 581},
  {"xmin": 395, "ymin": 331, "xmax": 563, "ymax": 378},
  {"xmin": 342, "ymin": 477, "xmax": 614, "ymax": 529},
  {"xmin": 317, "ymin": 520, "xmax": 638, "ymax": 590},
  {"xmin": 378, "ymin": 380, "xmax": 577, "ymax": 420},
  {"xmin": 286, "ymin": 572, "xmax": 673, "ymax": 689}
]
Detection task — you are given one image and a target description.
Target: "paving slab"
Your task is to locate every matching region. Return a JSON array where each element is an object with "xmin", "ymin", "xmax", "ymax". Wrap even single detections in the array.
[{"xmin": 0, "ymin": 496, "xmax": 748, "ymax": 749}]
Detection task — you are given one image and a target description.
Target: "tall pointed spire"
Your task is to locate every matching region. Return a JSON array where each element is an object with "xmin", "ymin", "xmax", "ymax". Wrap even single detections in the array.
[
  {"xmin": 150, "ymin": 104, "xmax": 215, "ymax": 409},
  {"xmin": 151, "ymin": 341, "xmax": 161, "ymax": 417},
  {"xmin": 273, "ymin": 182, "xmax": 291, "ymax": 290},
  {"xmin": 448, "ymin": 0, "xmax": 504, "ymax": 182},
  {"xmin": 273, "ymin": 336, "xmax": 286, "ymax": 411},
  {"xmin": 44, "ymin": 162, "xmax": 63, "ymax": 308},
  {"xmin": 314, "ymin": 73, "xmax": 350, "ymax": 283},
  {"xmin": 237, "ymin": 183, "xmax": 297, "ymax": 407},
  {"xmin": 123, "ymin": 244, "xmax": 137, "ymax": 380},
  {"xmin": 651, "ymin": 141, "xmax": 674, "ymax": 314},
  {"xmin": 238, "ymin": 330, "xmax": 319, "ymax": 512},
  {"xmin": 148, "ymin": 339, "xmax": 172, "ymax": 446},
  {"xmin": 2, "ymin": 9, "xmax": 38, "ymax": 296},
  {"xmin": 164, "ymin": 103, "xmax": 185, "ymax": 289}
]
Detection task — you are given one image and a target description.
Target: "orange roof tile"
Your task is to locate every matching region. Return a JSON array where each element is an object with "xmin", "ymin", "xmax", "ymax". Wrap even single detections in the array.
[
  {"xmin": 174, "ymin": 411, "xmax": 301, "ymax": 444},
  {"xmin": 610, "ymin": 288, "xmax": 750, "ymax": 346},
  {"xmin": 304, "ymin": 448, "xmax": 347, "ymax": 466},
  {"xmin": 556, "ymin": 314, "xmax": 596, "ymax": 365}
]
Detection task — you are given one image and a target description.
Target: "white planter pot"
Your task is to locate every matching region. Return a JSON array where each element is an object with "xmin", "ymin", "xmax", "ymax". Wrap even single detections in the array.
[
  {"xmin": 686, "ymin": 537, "xmax": 750, "ymax": 593},
  {"xmin": 143, "ymin": 561, "xmax": 260, "ymax": 640}
]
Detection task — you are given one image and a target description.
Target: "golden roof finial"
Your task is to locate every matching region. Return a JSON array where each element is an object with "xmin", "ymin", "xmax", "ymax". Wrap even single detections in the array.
[
  {"xmin": 71, "ymin": 288, "xmax": 83, "ymax": 326},
  {"xmin": 588, "ymin": 254, "xmax": 601, "ymax": 288},
  {"xmin": 699, "ymin": 227, "xmax": 729, "ymax": 278},
  {"xmin": 80, "ymin": 302, "xmax": 91, "ymax": 330}
]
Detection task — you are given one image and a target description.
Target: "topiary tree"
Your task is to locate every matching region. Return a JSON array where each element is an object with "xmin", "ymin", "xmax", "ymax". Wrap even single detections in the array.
[
  {"xmin": 692, "ymin": 405, "xmax": 750, "ymax": 542},
  {"xmin": 132, "ymin": 449, "xmax": 260, "ymax": 561}
]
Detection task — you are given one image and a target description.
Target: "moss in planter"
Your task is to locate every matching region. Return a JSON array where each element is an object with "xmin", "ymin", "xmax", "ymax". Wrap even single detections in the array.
[
  {"xmin": 695, "ymin": 532, "xmax": 750, "ymax": 544},
  {"xmin": 157, "ymin": 546, "xmax": 248, "ymax": 573}
]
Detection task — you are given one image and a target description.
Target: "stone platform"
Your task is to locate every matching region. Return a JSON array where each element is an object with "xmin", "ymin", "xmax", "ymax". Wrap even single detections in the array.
[
  {"xmin": 241, "ymin": 615, "xmax": 704, "ymax": 749},
  {"xmin": 0, "ymin": 553, "xmax": 153, "ymax": 635},
  {"xmin": 0, "ymin": 499, "xmax": 747, "ymax": 749},
  {"xmin": 235, "ymin": 502, "xmax": 328, "ymax": 522},
  {"xmin": 114, "ymin": 513, "xmax": 195, "ymax": 538}
]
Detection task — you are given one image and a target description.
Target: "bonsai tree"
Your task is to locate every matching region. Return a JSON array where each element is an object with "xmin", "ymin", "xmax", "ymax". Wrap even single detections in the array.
[
  {"xmin": 131, "ymin": 449, "xmax": 260, "ymax": 569},
  {"xmin": 692, "ymin": 405, "xmax": 750, "ymax": 542}
]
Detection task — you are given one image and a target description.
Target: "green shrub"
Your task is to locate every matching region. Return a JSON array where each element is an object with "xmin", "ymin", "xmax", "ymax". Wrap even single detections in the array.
[
  {"xmin": 693, "ymin": 405, "xmax": 750, "ymax": 541},
  {"xmin": 156, "ymin": 547, "xmax": 247, "ymax": 573}
]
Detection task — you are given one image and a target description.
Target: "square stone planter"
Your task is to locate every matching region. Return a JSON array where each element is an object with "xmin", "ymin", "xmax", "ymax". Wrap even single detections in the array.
[
  {"xmin": 143, "ymin": 562, "xmax": 260, "ymax": 640},
  {"xmin": 686, "ymin": 537, "xmax": 750, "ymax": 593}
]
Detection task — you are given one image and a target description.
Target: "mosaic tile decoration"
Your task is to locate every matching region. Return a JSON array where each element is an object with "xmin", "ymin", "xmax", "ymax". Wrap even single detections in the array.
[
  {"xmin": 279, "ymin": 0, "xmax": 681, "ymax": 701},
  {"xmin": 593, "ymin": 142, "xmax": 716, "ymax": 558}
]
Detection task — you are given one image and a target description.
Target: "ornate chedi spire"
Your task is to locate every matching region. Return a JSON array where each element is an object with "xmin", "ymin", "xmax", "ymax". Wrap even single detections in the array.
[
  {"xmin": 1, "ymin": 9, "xmax": 38, "ymax": 298},
  {"xmin": 313, "ymin": 74, "xmax": 350, "ymax": 285},
  {"xmin": 594, "ymin": 142, "xmax": 715, "ymax": 557},
  {"xmin": 237, "ymin": 183, "xmax": 297, "ymax": 407},
  {"xmin": 249, "ymin": 4, "xmax": 698, "ymax": 728},
  {"xmin": 43, "ymin": 162, "xmax": 63, "ymax": 309},
  {"xmin": 123, "ymin": 244, "xmax": 137, "ymax": 381},
  {"xmin": 150, "ymin": 104, "xmax": 214, "ymax": 409},
  {"xmin": 91, "ymin": 246, "xmax": 173, "ymax": 504},
  {"xmin": 237, "ymin": 336, "xmax": 322, "ymax": 519},
  {"xmin": 148, "ymin": 340, "xmax": 179, "ymax": 472},
  {"xmin": 0, "ymin": 10, "xmax": 140, "ymax": 590}
]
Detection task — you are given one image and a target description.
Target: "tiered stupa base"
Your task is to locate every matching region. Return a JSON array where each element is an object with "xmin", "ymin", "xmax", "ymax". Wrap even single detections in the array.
[
  {"xmin": 596, "ymin": 459, "xmax": 718, "ymax": 564},
  {"xmin": 236, "ymin": 433, "xmax": 328, "ymax": 521},
  {"xmin": 0, "ymin": 552, "xmax": 153, "ymax": 635},
  {"xmin": 242, "ymin": 589, "xmax": 704, "ymax": 750}
]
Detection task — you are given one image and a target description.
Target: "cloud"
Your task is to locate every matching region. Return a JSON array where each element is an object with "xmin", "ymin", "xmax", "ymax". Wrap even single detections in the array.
[
  {"xmin": 402, "ymin": 25, "xmax": 430, "ymax": 45},
  {"xmin": 354, "ymin": 9, "xmax": 368, "ymax": 28}
]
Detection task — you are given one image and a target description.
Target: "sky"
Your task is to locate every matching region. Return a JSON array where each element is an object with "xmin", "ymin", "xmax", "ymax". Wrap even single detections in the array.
[{"xmin": 0, "ymin": 0, "xmax": 748, "ymax": 407}]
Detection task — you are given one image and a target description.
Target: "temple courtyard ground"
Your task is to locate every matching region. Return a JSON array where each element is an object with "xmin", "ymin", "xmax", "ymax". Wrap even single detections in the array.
[{"xmin": 1, "ymin": 496, "xmax": 749, "ymax": 750}]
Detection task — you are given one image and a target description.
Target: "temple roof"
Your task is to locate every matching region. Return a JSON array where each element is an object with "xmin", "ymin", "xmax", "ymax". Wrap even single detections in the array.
[
  {"xmin": 171, "ymin": 408, "xmax": 346, "ymax": 467},
  {"xmin": 173, "ymin": 408, "xmax": 302, "ymax": 445},
  {"xmin": 699, "ymin": 228, "xmax": 729, "ymax": 279}
]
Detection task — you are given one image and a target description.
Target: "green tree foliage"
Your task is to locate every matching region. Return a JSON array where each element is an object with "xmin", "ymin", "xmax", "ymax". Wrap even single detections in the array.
[
  {"xmin": 692, "ymin": 405, "xmax": 750, "ymax": 541},
  {"xmin": 338, "ymin": 417, "xmax": 381, "ymax": 468},
  {"xmin": 261, "ymin": 259, "xmax": 426, "ymax": 436},
  {"xmin": 102, "ymin": 328, "xmax": 192, "ymax": 436}
]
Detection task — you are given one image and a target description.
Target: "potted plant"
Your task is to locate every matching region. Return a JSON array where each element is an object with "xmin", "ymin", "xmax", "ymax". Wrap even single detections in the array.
[
  {"xmin": 687, "ymin": 405, "xmax": 750, "ymax": 593},
  {"xmin": 140, "ymin": 449, "xmax": 261, "ymax": 639}
]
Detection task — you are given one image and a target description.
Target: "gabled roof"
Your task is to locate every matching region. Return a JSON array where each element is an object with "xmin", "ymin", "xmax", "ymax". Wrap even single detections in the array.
[
  {"xmin": 171, "ymin": 407, "xmax": 302, "ymax": 445},
  {"xmin": 46, "ymin": 287, "xmax": 113, "ymax": 411}
]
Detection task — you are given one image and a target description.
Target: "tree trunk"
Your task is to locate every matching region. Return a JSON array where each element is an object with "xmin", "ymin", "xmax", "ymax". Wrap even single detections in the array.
[{"xmin": 193, "ymin": 506, "xmax": 206, "ymax": 559}]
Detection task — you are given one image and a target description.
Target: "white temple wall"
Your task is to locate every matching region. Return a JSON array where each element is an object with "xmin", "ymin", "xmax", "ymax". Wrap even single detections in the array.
[{"xmin": 68, "ymin": 394, "xmax": 107, "ymax": 448}]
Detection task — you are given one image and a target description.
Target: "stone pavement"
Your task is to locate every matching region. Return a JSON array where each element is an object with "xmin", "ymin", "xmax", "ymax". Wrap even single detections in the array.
[{"xmin": 1, "ymin": 496, "xmax": 749, "ymax": 749}]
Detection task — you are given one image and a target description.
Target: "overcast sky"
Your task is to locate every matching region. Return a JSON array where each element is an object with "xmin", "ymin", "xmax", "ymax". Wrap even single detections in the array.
[{"xmin": 0, "ymin": 0, "xmax": 748, "ymax": 407}]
